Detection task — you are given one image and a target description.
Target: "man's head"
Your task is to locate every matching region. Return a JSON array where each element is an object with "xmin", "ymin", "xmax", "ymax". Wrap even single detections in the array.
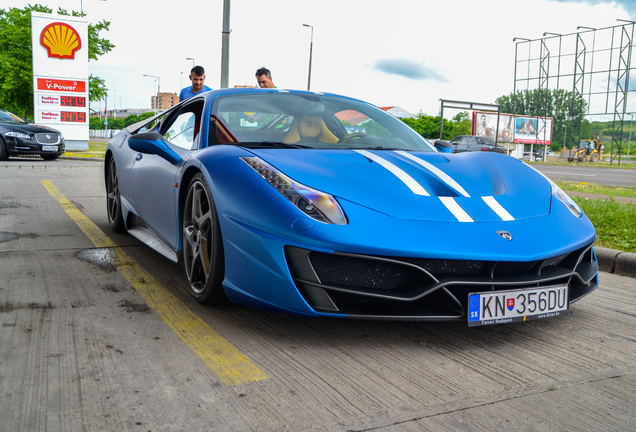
[
  {"xmin": 255, "ymin": 67, "xmax": 275, "ymax": 88},
  {"xmin": 190, "ymin": 66, "xmax": 206, "ymax": 92}
]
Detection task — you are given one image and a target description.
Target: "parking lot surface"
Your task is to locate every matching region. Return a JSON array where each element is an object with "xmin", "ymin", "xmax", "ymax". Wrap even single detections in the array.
[{"xmin": 1, "ymin": 160, "xmax": 635, "ymax": 431}]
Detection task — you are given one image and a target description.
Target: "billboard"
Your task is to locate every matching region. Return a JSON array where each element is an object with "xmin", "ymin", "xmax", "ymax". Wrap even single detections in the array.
[
  {"xmin": 31, "ymin": 12, "xmax": 89, "ymax": 150},
  {"xmin": 472, "ymin": 112, "xmax": 553, "ymax": 146}
]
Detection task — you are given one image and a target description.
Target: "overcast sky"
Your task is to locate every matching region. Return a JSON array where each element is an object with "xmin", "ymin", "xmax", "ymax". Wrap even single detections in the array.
[{"xmin": 8, "ymin": 0, "xmax": 636, "ymax": 116}]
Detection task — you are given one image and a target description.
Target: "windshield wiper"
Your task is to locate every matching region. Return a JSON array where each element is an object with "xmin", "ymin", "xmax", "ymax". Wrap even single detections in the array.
[
  {"xmin": 241, "ymin": 141, "xmax": 310, "ymax": 149},
  {"xmin": 356, "ymin": 146, "xmax": 408, "ymax": 151}
]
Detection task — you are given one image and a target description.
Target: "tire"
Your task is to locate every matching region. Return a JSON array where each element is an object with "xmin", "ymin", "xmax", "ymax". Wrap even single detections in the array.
[
  {"xmin": 182, "ymin": 173, "xmax": 227, "ymax": 304},
  {"xmin": 41, "ymin": 153, "xmax": 60, "ymax": 161},
  {"xmin": 591, "ymin": 152, "xmax": 600, "ymax": 162},
  {"xmin": 0, "ymin": 137, "xmax": 9, "ymax": 161},
  {"xmin": 106, "ymin": 157, "xmax": 126, "ymax": 233}
]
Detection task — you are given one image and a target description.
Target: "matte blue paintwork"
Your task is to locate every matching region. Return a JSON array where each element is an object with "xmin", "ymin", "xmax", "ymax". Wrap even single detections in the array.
[{"xmin": 105, "ymin": 88, "xmax": 597, "ymax": 317}]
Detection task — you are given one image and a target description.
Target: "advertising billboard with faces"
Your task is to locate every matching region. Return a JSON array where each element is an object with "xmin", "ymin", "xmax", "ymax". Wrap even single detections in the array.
[{"xmin": 472, "ymin": 112, "xmax": 553, "ymax": 145}]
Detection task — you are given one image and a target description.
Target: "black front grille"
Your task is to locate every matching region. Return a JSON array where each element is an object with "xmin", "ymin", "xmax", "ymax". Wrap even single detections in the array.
[
  {"xmin": 35, "ymin": 133, "xmax": 60, "ymax": 144},
  {"xmin": 309, "ymin": 253, "xmax": 422, "ymax": 291},
  {"xmin": 285, "ymin": 243, "xmax": 598, "ymax": 319}
]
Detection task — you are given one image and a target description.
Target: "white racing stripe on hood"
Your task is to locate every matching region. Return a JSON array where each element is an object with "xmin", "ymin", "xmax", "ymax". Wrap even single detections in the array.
[
  {"xmin": 394, "ymin": 150, "xmax": 470, "ymax": 197},
  {"xmin": 482, "ymin": 196, "xmax": 515, "ymax": 221},
  {"xmin": 355, "ymin": 149, "xmax": 430, "ymax": 196},
  {"xmin": 355, "ymin": 150, "xmax": 514, "ymax": 223},
  {"xmin": 440, "ymin": 197, "xmax": 474, "ymax": 222}
]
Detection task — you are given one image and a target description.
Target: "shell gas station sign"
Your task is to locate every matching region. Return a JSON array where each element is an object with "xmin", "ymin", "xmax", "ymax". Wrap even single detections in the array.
[{"xmin": 31, "ymin": 12, "xmax": 89, "ymax": 150}]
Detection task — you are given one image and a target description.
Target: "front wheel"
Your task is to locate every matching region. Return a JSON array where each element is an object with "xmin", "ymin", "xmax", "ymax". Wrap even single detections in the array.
[
  {"xmin": 106, "ymin": 158, "xmax": 126, "ymax": 232},
  {"xmin": 0, "ymin": 137, "xmax": 8, "ymax": 161},
  {"xmin": 182, "ymin": 173, "xmax": 226, "ymax": 304}
]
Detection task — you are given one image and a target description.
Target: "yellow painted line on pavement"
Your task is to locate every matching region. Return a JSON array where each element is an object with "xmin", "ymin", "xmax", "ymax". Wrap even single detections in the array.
[{"xmin": 42, "ymin": 180, "xmax": 269, "ymax": 386}]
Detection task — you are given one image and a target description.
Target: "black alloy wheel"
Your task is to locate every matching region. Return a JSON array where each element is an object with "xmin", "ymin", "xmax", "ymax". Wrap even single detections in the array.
[
  {"xmin": 106, "ymin": 157, "xmax": 126, "ymax": 232},
  {"xmin": 0, "ymin": 137, "xmax": 8, "ymax": 161},
  {"xmin": 182, "ymin": 173, "xmax": 226, "ymax": 304}
]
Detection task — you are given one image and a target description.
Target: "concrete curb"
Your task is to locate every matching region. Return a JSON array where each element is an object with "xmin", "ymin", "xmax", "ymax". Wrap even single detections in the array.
[{"xmin": 595, "ymin": 247, "xmax": 636, "ymax": 278}]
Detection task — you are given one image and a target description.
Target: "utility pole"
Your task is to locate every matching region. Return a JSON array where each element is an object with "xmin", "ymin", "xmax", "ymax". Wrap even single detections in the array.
[{"xmin": 220, "ymin": 0, "xmax": 231, "ymax": 88}]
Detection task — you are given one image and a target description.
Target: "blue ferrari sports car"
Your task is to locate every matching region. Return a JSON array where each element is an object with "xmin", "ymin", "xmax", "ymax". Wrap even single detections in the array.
[{"xmin": 105, "ymin": 88, "xmax": 598, "ymax": 325}]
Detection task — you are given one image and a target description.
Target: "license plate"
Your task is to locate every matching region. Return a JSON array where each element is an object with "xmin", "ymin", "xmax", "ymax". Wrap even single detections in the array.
[
  {"xmin": 468, "ymin": 285, "xmax": 569, "ymax": 327},
  {"xmin": 42, "ymin": 145, "xmax": 58, "ymax": 152}
]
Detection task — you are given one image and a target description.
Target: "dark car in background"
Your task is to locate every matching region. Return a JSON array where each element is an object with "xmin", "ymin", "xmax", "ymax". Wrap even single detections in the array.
[
  {"xmin": 0, "ymin": 109, "xmax": 65, "ymax": 161},
  {"xmin": 450, "ymin": 135, "xmax": 506, "ymax": 154}
]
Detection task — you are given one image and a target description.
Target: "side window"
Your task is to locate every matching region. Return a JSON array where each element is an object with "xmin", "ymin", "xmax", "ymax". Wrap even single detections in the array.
[{"xmin": 163, "ymin": 111, "xmax": 197, "ymax": 150}]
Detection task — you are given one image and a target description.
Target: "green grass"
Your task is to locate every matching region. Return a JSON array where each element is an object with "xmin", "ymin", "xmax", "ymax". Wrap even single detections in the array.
[
  {"xmin": 557, "ymin": 181, "xmax": 636, "ymax": 252},
  {"xmin": 62, "ymin": 140, "xmax": 107, "ymax": 158},
  {"xmin": 88, "ymin": 141, "xmax": 108, "ymax": 152},
  {"xmin": 556, "ymin": 181, "xmax": 636, "ymax": 198},
  {"xmin": 572, "ymin": 196, "xmax": 636, "ymax": 252}
]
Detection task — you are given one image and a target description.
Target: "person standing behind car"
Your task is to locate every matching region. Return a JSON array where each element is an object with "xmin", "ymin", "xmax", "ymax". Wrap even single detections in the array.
[
  {"xmin": 179, "ymin": 66, "xmax": 212, "ymax": 101},
  {"xmin": 255, "ymin": 67, "xmax": 276, "ymax": 88}
]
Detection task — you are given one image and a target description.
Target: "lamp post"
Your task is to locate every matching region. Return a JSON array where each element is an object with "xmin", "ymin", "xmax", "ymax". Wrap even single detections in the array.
[
  {"xmin": 186, "ymin": 57, "xmax": 195, "ymax": 68},
  {"xmin": 629, "ymin": 113, "xmax": 634, "ymax": 162},
  {"xmin": 302, "ymin": 24, "xmax": 314, "ymax": 91},
  {"xmin": 80, "ymin": 0, "xmax": 106, "ymax": 15},
  {"xmin": 143, "ymin": 74, "xmax": 160, "ymax": 114}
]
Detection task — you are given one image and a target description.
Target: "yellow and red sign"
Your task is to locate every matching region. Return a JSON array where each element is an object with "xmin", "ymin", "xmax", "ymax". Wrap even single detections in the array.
[
  {"xmin": 39, "ymin": 22, "xmax": 82, "ymax": 59},
  {"xmin": 31, "ymin": 12, "xmax": 89, "ymax": 148},
  {"xmin": 37, "ymin": 78, "xmax": 86, "ymax": 93}
]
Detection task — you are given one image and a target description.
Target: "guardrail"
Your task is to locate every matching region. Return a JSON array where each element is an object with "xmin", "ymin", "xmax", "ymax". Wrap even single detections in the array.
[{"xmin": 89, "ymin": 129, "xmax": 121, "ymax": 138}]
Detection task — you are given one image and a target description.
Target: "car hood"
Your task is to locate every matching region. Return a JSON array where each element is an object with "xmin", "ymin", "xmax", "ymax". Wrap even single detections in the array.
[
  {"xmin": 249, "ymin": 149, "xmax": 551, "ymax": 223},
  {"xmin": 0, "ymin": 121, "xmax": 60, "ymax": 134}
]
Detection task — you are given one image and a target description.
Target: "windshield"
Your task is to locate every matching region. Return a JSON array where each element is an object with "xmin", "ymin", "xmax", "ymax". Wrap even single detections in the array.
[
  {"xmin": 0, "ymin": 110, "xmax": 26, "ymax": 124},
  {"xmin": 209, "ymin": 92, "xmax": 436, "ymax": 151},
  {"xmin": 475, "ymin": 136, "xmax": 495, "ymax": 145}
]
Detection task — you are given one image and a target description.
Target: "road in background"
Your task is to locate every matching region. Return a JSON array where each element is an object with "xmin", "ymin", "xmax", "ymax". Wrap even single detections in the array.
[
  {"xmin": 1, "ymin": 160, "xmax": 635, "ymax": 431},
  {"xmin": 533, "ymin": 163, "xmax": 636, "ymax": 187}
]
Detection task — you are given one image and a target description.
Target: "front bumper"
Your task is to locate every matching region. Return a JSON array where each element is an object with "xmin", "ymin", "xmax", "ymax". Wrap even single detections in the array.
[
  {"xmin": 286, "ymin": 242, "xmax": 598, "ymax": 320},
  {"xmin": 5, "ymin": 134, "xmax": 65, "ymax": 157}
]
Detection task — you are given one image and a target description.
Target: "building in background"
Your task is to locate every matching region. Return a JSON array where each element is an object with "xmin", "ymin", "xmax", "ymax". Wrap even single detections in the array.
[{"xmin": 151, "ymin": 92, "xmax": 179, "ymax": 111}]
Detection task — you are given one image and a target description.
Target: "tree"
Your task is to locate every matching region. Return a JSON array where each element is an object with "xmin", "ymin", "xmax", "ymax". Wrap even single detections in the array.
[
  {"xmin": 401, "ymin": 112, "xmax": 471, "ymax": 140},
  {"xmin": 0, "ymin": 4, "xmax": 114, "ymax": 119},
  {"xmin": 496, "ymin": 89, "xmax": 588, "ymax": 150}
]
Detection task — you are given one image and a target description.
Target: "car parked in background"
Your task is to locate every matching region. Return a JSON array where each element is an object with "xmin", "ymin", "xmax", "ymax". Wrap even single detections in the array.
[
  {"xmin": 0, "ymin": 109, "xmax": 65, "ymax": 161},
  {"xmin": 450, "ymin": 135, "xmax": 506, "ymax": 154}
]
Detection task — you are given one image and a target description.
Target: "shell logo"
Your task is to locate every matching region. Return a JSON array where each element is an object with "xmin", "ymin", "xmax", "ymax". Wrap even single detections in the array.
[{"xmin": 40, "ymin": 22, "xmax": 82, "ymax": 60}]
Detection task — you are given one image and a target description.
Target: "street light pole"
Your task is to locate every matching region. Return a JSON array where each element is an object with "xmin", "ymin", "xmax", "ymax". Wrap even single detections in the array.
[
  {"xmin": 220, "ymin": 0, "xmax": 231, "ymax": 88},
  {"xmin": 629, "ymin": 113, "xmax": 634, "ymax": 162},
  {"xmin": 143, "ymin": 74, "xmax": 160, "ymax": 114},
  {"xmin": 302, "ymin": 24, "xmax": 313, "ymax": 91},
  {"xmin": 186, "ymin": 57, "xmax": 195, "ymax": 68}
]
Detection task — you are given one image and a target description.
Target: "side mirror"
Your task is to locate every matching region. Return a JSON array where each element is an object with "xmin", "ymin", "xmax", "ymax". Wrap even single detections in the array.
[
  {"xmin": 128, "ymin": 132, "xmax": 182, "ymax": 164},
  {"xmin": 434, "ymin": 139, "xmax": 454, "ymax": 153}
]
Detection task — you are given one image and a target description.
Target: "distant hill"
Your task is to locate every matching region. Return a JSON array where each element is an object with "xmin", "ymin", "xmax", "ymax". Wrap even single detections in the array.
[{"xmin": 589, "ymin": 120, "xmax": 635, "ymax": 145}]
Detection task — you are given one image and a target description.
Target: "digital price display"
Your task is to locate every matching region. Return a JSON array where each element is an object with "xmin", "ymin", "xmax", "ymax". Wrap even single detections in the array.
[
  {"xmin": 61, "ymin": 111, "xmax": 86, "ymax": 123},
  {"xmin": 60, "ymin": 95, "xmax": 86, "ymax": 107}
]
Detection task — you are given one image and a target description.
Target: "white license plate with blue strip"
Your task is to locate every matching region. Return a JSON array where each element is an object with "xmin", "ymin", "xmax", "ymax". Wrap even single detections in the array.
[{"xmin": 468, "ymin": 285, "xmax": 569, "ymax": 327}]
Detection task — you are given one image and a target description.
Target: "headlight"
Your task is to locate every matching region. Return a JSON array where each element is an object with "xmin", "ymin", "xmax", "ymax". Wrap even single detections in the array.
[
  {"xmin": 527, "ymin": 163, "xmax": 583, "ymax": 218},
  {"xmin": 5, "ymin": 131, "xmax": 31, "ymax": 139},
  {"xmin": 241, "ymin": 156, "xmax": 347, "ymax": 225},
  {"xmin": 551, "ymin": 181, "xmax": 582, "ymax": 218}
]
